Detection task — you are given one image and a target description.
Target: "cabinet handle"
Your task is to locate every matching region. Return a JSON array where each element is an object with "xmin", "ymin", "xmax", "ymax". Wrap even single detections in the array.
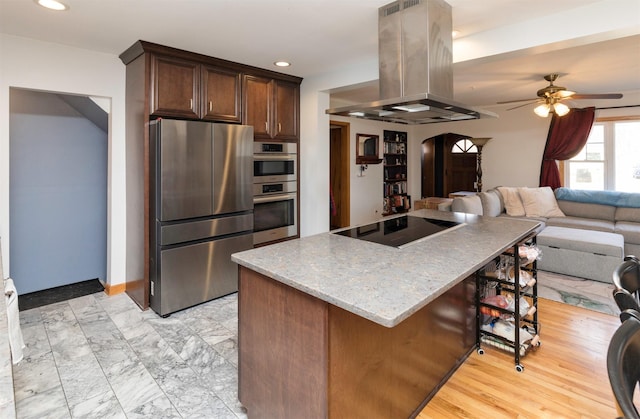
[
  {"xmin": 189, "ymin": 99, "xmax": 193, "ymax": 110},
  {"xmin": 209, "ymin": 101, "xmax": 213, "ymax": 112},
  {"xmin": 278, "ymin": 123, "xmax": 282, "ymax": 132},
  {"xmin": 265, "ymin": 121, "xmax": 268, "ymax": 131}
]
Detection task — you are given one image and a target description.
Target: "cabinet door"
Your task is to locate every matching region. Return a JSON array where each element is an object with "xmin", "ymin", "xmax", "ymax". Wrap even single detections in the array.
[
  {"xmin": 151, "ymin": 55, "xmax": 199, "ymax": 118},
  {"xmin": 274, "ymin": 80, "xmax": 299, "ymax": 141},
  {"xmin": 201, "ymin": 65, "xmax": 242, "ymax": 122},
  {"xmin": 243, "ymin": 75, "xmax": 273, "ymax": 139}
]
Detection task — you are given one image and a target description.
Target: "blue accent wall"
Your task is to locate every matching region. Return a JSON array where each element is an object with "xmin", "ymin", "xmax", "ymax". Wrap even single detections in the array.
[{"xmin": 9, "ymin": 88, "xmax": 107, "ymax": 294}]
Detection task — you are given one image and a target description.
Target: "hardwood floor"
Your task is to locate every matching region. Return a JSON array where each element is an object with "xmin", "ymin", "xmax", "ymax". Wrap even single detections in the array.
[{"xmin": 418, "ymin": 298, "xmax": 621, "ymax": 418}]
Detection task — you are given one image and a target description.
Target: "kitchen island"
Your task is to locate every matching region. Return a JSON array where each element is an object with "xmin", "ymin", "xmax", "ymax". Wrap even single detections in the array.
[{"xmin": 231, "ymin": 209, "xmax": 540, "ymax": 418}]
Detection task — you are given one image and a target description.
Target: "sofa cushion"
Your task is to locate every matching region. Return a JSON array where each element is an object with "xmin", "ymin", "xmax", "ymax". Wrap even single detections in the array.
[
  {"xmin": 497, "ymin": 187, "xmax": 525, "ymax": 216},
  {"xmin": 537, "ymin": 226, "xmax": 624, "ymax": 257},
  {"xmin": 518, "ymin": 186, "xmax": 565, "ymax": 218},
  {"xmin": 451, "ymin": 195, "xmax": 483, "ymax": 215},
  {"xmin": 479, "ymin": 190, "xmax": 502, "ymax": 217},
  {"xmin": 546, "ymin": 216, "xmax": 615, "ymax": 233},
  {"xmin": 537, "ymin": 226, "xmax": 625, "ymax": 282},
  {"xmin": 615, "ymin": 222, "xmax": 640, "ymax": 245},
  {"xmin": 556, "ymin": 199, "xmax": 616, "ymax": 221},
  {"xmin": 616, "ymin": 207, "xmax": 640, "ymax": 223}
]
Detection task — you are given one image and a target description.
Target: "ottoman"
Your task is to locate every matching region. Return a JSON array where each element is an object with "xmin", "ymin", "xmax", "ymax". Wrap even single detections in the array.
[{"xmin": 537, "ymin": 226, "xmax": 625, "ymax": 282}]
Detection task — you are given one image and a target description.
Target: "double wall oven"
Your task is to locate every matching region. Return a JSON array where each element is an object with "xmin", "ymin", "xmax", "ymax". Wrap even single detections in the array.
[{"xmin": 253, "ymin": 142, "xmax": 298, "ymax": 245}]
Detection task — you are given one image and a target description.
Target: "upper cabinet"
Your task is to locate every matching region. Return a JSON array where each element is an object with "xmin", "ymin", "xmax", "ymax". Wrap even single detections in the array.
[
  {"xmin": 151, "ymin": 55, "xmax": 199, "ymax": 119},
  {"xmin": 120, "ymin": 40, "xmax": 302, "ymax": 129},
  {"xmin": 151, "ymin": 56, "xmax": 243, "ymax": 122},
  {"xmin": 243, "ymin": 75, "xmax": 299, "ymax": 141},
  {"xmin": 201, "ymin": 65, "xmax": 242, "ymax": 123},
  {"xmin": 274, "ymin": 80, "xmax": 299, "ymax": 141},
  {"xmin": 243, "ymin": 75, "xmax": 272, "ymax": 138}
]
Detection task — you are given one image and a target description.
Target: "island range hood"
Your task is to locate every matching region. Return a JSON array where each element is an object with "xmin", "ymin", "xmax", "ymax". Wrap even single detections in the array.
[{"xmin": 326, "ymin": 0, "xmax": 496, "ymax": 125}]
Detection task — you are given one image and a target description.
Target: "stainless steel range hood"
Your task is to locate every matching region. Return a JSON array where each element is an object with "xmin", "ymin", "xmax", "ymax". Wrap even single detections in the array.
[{"xmin": 326, "ymin": 0, "xmax": 496, "ymax": 125}]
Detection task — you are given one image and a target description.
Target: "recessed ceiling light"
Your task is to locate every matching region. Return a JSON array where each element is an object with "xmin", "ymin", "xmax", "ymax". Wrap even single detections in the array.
[
  {"xmin": 452, "ymin": 30, "xmax": 460, "ymax": 39},
  {"xmin": 36, "ymin": 0, "xmax": 69, "ymax": 11},
  {"xmin": 274, "ymin": 61, "xmax": 291, "ymax": 67}
]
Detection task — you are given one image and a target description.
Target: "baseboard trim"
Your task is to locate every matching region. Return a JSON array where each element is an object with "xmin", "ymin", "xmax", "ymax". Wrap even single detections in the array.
[{"xmin": 104, "ymin": 282, "xmax": 127, "ymax": 296}]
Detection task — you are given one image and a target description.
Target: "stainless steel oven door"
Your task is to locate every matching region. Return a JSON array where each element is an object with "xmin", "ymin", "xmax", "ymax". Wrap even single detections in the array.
[
  {"xmin": 253, "ymin": 192, "xmax": 298, "ymax": 245},
  {"xmin": 253, "ymin": 154, "xmax": 297, "ymax": 183}
]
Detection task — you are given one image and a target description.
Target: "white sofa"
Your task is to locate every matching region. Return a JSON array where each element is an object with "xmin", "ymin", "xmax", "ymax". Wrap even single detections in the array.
[{"xmin": 440, "ymin": 187, "xmax": 640, "ymax": 282}]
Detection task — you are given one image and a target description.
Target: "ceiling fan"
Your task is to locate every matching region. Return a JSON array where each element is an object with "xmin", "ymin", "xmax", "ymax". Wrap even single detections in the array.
[{"xmin": 498, "ymin": 74, "xmax": 623, "ymax": 117}]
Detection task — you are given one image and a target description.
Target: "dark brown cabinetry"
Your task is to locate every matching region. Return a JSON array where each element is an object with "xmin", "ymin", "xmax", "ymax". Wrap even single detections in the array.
[
  {"xmin": 243, "ymin": 75, "xmax": 271, "ymax": 137},
  {"xmin": 150, "ymin": 56, "xmax": 242, "ymax": 122},
  {"xmin": 243, "ymin": 75, "xmax": 299, "ymax": 141},
  {"xmin": 274, "ymin": 80, "xmax": 299, "ymax": 140},
  {"xmin": 201, "ymin": 65, "xmax": 241, "ymax": 122},
  {"xmin": 151, "ymin": 55, "xmax": 199, "ymax": 118},
  {"xmin": 119, "ymin": 40, "xmax": 302, "ymax": 310}
]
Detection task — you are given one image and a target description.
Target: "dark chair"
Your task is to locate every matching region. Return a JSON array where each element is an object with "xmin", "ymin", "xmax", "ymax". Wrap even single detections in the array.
[
  {"xmin": 607, "ymin": 316, "xmax": 640, "ymax": 419},
  {"xmin": 620, "ymin": 309, "xmax": 640, "ymax": 323},
  {"xmin": 613, "ymin": 257, "xmax": 640, "ymax": 315}
]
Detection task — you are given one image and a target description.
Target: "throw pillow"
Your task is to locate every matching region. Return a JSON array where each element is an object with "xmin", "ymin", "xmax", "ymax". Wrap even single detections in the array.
[
  {"xmin": 518, "ymin": 186, "xmax": 565, "ymax": 218},
  {"xmin": 497, "ymin": 187, "xmax": 525, "ymax": 217}
]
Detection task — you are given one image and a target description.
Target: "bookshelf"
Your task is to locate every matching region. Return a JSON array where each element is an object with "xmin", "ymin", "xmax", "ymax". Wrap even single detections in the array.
[{"xmin": 383, "ymin": 130, "xmax": 410, "ymax": 216}]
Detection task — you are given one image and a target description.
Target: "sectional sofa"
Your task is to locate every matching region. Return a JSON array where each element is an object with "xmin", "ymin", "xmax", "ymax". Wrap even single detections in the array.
[{"xmin": 439, "ymin": 187, "xmax": 640, "ymax": 282}]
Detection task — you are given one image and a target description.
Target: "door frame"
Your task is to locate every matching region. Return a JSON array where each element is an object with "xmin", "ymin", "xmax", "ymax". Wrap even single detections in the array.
[{"xmin": 329, "ymin": 121, "xmax": 350, "ymax": 229}]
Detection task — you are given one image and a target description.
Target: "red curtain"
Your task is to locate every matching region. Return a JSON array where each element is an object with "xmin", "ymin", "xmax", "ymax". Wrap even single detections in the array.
[{"xmin": 539, "ymin": 107, "xmax": 596, "ymax": 189}]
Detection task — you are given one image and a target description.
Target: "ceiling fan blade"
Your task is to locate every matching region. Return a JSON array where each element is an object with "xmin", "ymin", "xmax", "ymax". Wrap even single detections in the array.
[
  {"xmin": 571, "ymin": 93, "xmax": 623, "ymax": 99},
  {"xmin": 497, "ymin": 98, "xmax": 537, "ymax": 104},
  {"xmin": 506, "ymin": 100, "xmax": 539, "ymax": 111}
]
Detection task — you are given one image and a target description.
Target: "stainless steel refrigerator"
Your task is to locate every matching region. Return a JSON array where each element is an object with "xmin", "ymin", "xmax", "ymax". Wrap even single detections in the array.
[{"xmin": 149, "ymin": 119, "xmax": 254, "ymax": 316}]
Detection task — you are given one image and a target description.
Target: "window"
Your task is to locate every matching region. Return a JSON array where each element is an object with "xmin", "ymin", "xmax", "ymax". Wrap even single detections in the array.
[
  {"xmin": 566, "ymin": 119, "xmax": 640, "ymax": 192},
  {"xmin": 451, "ymin": 139, "xmax": 477, "ymax": 153}
]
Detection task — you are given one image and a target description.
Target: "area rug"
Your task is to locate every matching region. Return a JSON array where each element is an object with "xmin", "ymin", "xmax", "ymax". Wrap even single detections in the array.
[{"xmin": 537, "ymin": 270, "xmax": 618, "ymax": 316}]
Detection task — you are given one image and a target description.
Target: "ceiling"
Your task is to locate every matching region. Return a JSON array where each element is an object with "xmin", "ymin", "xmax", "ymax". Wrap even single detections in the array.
[{"xmin": 1, "ymin": 0, "xmax": 639, "ymax": 108}]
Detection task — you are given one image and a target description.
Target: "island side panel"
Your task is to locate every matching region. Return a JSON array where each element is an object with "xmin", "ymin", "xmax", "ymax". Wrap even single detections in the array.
[
  {"xmin": 328, "ymin": 275, "xmax": 476, "ymax": 418},
  {"xmin": 238, "ymin": 266, "xmax": 328, "ymax": 418}
]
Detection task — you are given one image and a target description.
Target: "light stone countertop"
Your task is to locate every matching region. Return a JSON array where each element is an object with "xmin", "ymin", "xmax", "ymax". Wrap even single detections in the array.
[{"xmin": 232, "ymin": 209, "xmax": 541, "ymax": 328}]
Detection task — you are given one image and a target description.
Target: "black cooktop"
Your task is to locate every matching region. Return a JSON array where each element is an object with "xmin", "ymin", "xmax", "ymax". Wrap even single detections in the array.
[{"xmin": 334, "ymin": 215, "xmax": 462, "ymax": 248}]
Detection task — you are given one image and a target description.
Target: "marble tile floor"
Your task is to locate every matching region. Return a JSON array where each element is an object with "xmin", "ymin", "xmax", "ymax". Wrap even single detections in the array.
[{"xmin": 13, "ymin": 291, "xmax": 246, "ymax": 419}]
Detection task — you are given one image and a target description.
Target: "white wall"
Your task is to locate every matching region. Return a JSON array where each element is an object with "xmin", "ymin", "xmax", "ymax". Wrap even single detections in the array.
[
  {"xmin": 0, "ymin": 34, "xmax": 126, "ymax": 288},
  {"xmin": 408, "ymin": 105, "xmax": 552, "ymax": 198},
  {"xmin": 299, "ymin": 58, "xmax": 378, "ymax": 237},
  {"xmin": 329, "ymin": 116, "xmax": 409, "ymax": 226},
  {"xmin": 324, "ymin": 106, "xmax": 552, "ymax": 229},
  {"xmin": 302, "ymin": 73, "xmax": 640, "ymax": 237}
]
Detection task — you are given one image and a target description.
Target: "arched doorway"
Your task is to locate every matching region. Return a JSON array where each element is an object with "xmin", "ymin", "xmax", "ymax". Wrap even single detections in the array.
[{"xmin": 421, "ymin": 133, "xmax": 477, "ymax": 198}]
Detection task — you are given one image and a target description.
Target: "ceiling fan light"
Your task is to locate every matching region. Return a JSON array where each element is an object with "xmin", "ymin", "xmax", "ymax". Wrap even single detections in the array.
[
  {"xmin": 36, "ymin": 0, "xmax": 68, "ymax": 10},
  {"xmin": 534, "ymin": 103, "xmax": 550, "ymax": 117},
  {"xmin": 554, "ymin": 102, "xmax": 570, "ymax": 116}
]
